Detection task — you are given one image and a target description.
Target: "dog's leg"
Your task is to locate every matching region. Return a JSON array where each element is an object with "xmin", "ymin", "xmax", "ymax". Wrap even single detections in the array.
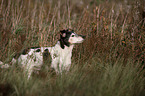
[
  {"xmin": 27, "ymin": 68, "xmax": 33, "ymax": 80},
  {"xmin": 65, "ymin": 64, "xmax": 71, "ymax": 72},
  {"xmin": 26, "ymin": 65, "xmax": 33, "ymax": 80},
  {"xmin": 25, "ymin": 61, "xmax": 34, "ymax": 79},
  {"xmin": 51, "ymin": 61, "xmax": 58, "ymax": 73}
]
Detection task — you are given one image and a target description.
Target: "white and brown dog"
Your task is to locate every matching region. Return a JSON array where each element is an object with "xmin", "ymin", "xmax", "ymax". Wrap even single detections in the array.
[{"xmin": 0, "ymin": 29, "xmax": 85, "ymax": 79}]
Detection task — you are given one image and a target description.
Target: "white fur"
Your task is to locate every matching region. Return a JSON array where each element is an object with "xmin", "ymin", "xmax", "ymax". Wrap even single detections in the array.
[
  {"xmin": 69, "ymin": 33, "xmax": 84, "ymax": 44},
  {"xmin": 50, "ymin": 41, "xmax": 74, "ymax": 73},
  {"xmin": 12, "ymin": 41, "xmax": 74, "ymax": 79}
]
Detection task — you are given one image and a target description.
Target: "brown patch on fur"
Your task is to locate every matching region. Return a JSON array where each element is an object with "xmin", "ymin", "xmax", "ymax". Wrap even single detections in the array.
[
  {"xmin": 43, "ymin": 49, "xmax": 52, "ymax": 68},
  {"xmin": 13, "ymin": 48, "xmax": 30, "ymax": 59},
  {"xmin": 21, "ymin": 48, "xmax": 30, "ymax": 55}
]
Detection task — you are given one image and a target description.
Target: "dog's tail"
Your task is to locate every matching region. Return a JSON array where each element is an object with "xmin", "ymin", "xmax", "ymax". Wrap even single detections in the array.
[
  {"xmin": 0, "ymin": 58, "xmax": 17, "ymax": 68},
  {"xmin": 0, "ymin": 61, "xmax": 10, "ymax": 68}
]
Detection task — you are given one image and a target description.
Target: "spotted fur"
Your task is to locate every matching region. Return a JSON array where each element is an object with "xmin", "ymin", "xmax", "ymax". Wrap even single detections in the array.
[{"xmin": 0, "ymin": 29, "xmax": 85, "ymax": 79}]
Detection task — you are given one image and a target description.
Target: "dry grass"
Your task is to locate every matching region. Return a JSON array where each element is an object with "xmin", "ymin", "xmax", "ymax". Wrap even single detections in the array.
[{"xmin": 0, "ymin": 0, "xmax": 145, "ymax": 96}]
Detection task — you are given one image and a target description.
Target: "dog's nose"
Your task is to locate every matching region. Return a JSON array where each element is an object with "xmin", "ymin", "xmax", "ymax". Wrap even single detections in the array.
[{"xmin": 82, "ymin": 35, "xmax": 86, "ymax": 39}]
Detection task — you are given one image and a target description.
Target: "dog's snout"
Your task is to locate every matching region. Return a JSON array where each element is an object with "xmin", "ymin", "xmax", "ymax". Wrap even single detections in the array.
[{"xmin": 78, "ymin": 35, "xmax": 86, "ymax": 39}]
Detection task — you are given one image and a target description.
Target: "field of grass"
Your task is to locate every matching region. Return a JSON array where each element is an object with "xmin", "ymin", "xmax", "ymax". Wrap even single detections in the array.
[{"xmin": 0, "ymin": 0, "xmax": 145, "ymax": 96}]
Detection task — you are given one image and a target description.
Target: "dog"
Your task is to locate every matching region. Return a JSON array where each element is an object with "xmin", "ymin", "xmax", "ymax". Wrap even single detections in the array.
[{"xmin": 0, "ymin": 29, "xmax": 85, "ymax": 79}]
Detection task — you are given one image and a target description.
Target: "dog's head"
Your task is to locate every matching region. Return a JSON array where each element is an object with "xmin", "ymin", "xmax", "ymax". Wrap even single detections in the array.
[{"xmin": 60, "ymin": 29, "xmax": 85, "ymax": 49}]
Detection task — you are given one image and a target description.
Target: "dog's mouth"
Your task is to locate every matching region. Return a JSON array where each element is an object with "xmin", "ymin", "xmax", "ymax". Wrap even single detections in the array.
[
  {"xmin": 74, "ymin": 38, "xmax": 85, "ymax": 44},
  {"xmin": 76, "ymin": 39, "xmax": 84, "ymax": 43}
]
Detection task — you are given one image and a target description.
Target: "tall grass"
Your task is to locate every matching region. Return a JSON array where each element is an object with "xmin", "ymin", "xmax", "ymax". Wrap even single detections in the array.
[
  {"xmin": 0, "ymin": 0, "xmax": 144, "ymax": 96},
  {"xmin": 0, "ymin": 56, "xmax": 144, "ymax": 96}
]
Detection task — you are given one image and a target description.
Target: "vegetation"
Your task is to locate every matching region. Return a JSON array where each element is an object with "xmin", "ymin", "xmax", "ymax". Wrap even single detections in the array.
[{"xmin": 0, "ymin": 0, "xmax": 144, "ymax": 96}]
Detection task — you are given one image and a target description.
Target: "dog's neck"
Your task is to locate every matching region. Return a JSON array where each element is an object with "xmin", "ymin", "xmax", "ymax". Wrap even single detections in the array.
[
  {"xmin": 56, "ymin": 40, "xmax": 74, "ymax": 51},
  {"xmin": 59, "ymin": 38, "xmax": 71, "ymax": 49}
]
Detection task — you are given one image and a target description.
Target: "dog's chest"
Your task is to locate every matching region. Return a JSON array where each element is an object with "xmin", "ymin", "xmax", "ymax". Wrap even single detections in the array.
[{"xmin": 51, "ymin": 44, "xmax": 73, "ymax": 64}]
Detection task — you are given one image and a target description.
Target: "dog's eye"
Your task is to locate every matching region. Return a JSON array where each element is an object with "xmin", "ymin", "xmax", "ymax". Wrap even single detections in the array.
[{"xmin": 72, "ymin": 35, "xmax": 75, "ymax": 37}]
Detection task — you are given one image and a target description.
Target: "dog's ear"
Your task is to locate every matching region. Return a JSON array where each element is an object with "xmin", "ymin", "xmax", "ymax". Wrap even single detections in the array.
[
  {"xmin": 59, "ymin": 39, "xmax": 65, "ymax": 49},
  {"xmin": 60, "ymin": 30, "xmax": 66, "ymax": 37},
  {"xmin": 67, "ymin": 28, "xmax": 74, "ymax": 32},
  {"xmin": 60, "ymin": 29, "xmax": 65, "ymax": 33}
]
